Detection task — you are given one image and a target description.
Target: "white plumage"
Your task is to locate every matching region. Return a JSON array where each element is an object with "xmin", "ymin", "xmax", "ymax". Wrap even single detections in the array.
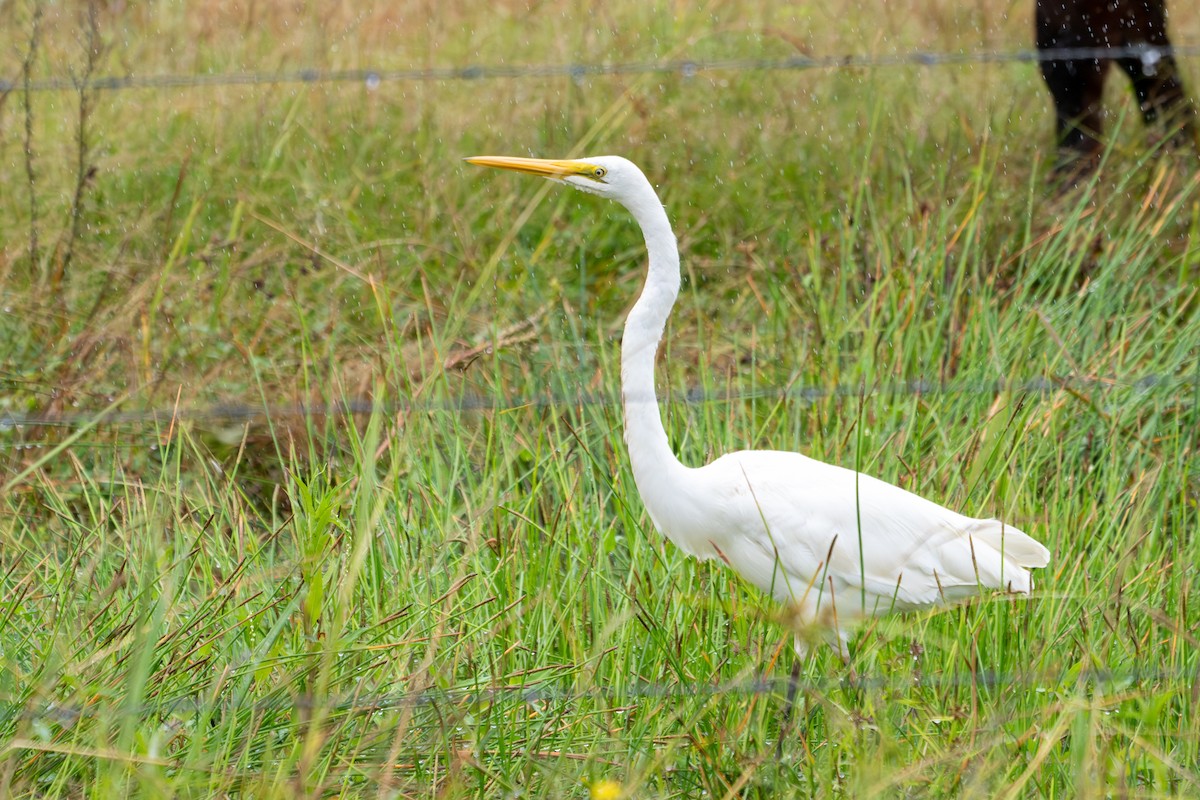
[{"xmin": 467, "ymin": 154, "xmax": 1050, "ymax": 656}]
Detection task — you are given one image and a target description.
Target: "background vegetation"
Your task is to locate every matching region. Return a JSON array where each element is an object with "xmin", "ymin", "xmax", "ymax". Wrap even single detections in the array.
[{"xmin": 1, "ymin": 0, "xmax": 1198, "ymax": 796}]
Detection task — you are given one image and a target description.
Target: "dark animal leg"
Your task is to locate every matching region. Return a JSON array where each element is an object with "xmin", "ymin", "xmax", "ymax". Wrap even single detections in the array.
[
  {"xmin": 1113, "ymin": 0, "xmax": 1197, "ymax": 150},
  {"xmin": 1036, "ymin": 1, "xmax": 1110, "ymax": 181},
  {"xmin": 1040, "ymin": 56, "xmax": 1109, "ymax": 179}
]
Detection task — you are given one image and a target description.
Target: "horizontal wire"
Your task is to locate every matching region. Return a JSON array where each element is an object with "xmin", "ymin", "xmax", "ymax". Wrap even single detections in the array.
[
  {"xmin": 2, "ymin": 44, "xmax": 1198, "ymax": 94},
  {"xmin": 3, "ymin": 665, "xmax": 1196, "ymax": 726},
  {"xmin": 0, "ymin": 372, "xmax": 1193, "ymax": 437}
]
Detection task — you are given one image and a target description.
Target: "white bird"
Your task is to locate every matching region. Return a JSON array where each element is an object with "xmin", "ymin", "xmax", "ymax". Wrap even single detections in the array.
[{"xmin": 466, "ymin": 155, "xmax": 1050, "ymax": 661}]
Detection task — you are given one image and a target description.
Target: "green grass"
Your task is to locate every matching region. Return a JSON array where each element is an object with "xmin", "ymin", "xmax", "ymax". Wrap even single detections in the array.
[{"xmin": 2, "ymin": 1, "xmax": 1199, "ymax": 797}]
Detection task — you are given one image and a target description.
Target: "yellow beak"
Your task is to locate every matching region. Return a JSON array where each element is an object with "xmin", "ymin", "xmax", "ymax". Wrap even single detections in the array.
[{"xmin": 465, "ymin": 155, "xmax": 590, "ymax": 179}]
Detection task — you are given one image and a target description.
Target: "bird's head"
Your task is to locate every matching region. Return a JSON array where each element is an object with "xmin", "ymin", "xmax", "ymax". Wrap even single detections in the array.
[{"xmin": 465, "ymin": 155, "xmax": 641, "ymax": 202}]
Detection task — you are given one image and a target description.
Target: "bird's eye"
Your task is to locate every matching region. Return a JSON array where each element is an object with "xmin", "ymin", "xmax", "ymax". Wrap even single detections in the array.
[{"xmin": 593, "ymin": 167, "xmax": 607, "ymax": 179}]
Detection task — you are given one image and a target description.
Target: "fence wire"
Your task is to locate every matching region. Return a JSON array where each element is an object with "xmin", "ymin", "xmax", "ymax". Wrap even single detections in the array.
[
  {"xmin": 1, "ymin": 42, "xmax": 1197, "ymax": 435},
  {"xmin": 1, "ymin": 37, "xmax": 1197, "ymax": 767},
  {"xmin": 3, "ymin": 44, "xmax": 1200, "ymax": 94},
  {"xmin": 3, "ymin": 665, "xmax": 1197, "ymax": 727},
  {"xmin": 0, "ymin": 371, "xmax": 1195, "ymax": 439}
]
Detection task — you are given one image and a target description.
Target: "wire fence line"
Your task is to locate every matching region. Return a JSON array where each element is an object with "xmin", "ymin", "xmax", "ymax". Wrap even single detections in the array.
[
  {"xmin": 2, "ymin": 44, "xmax": 1197, "ymax": 439},
  {"xmin": 3, "ymin": 44, "xmax": 1200, "ymax": 95},
  {"xmin": 0, "ymin": 371, "xmax": 1195, "ymax": 439},
  {"xmin": 3, "ymin": 665, "xmax": 1197, "ymax": 726}
]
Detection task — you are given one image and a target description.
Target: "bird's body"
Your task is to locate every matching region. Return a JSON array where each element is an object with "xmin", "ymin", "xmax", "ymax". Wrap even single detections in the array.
[
  {"xmin": 467, "ymin": 154, "xmax": 1050, "ymax": 654},
  {"xmin": 641, "ymin": 449, "xmax": 1045, "ymax": 643}
]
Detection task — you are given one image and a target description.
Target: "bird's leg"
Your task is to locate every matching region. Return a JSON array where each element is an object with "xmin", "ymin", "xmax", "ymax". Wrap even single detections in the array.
[
  {"xmin": 777, "ymin": 658, "xmax": 803, "ymax": 757},
  {"xmin": 835, "ymin": 632, "xmax": 859, "ymax": 688},
  {"xmin": 777, "ymin": 641, "xmax": 808, "ymax": 759}
]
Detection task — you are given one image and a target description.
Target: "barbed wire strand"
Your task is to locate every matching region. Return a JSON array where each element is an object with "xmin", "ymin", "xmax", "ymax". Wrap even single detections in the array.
[
  {"xmin": 2, "ymin": 44, "xmax": 1199, "ymax": 94},
  {"xmin": 4, "ymin": 664, "xmax": 1197, "ymax": 726},
  {"xmin": 0, "ymin": 372, "xmax": 1194, "ymax": 440}
]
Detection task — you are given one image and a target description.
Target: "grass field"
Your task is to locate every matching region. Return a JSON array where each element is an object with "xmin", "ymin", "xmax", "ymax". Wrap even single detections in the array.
[{"xmin": 2, "ymin": 1, "xmax": 1199, "ymax": 797}]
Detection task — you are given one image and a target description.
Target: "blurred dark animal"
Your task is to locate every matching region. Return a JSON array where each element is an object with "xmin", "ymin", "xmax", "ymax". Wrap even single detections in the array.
[{"xmin": 1036, "ymin": 0, "xmax": 1197, "ymax": 177}]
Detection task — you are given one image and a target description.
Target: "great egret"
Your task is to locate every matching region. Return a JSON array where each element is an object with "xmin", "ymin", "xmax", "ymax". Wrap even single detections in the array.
[{"xmin": 466, "ymin": 155, "xmax": 1051, "ymax": 660}]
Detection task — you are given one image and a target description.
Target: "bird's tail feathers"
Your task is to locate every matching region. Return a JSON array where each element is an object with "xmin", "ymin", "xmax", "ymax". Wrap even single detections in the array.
[
  {"xmin": 965, "ymin": 519, "xmax": 1051, "ymax": 568},
  {"xmin": 928, "ymin": 519, "xmax": 1049, "ymax": 597}
]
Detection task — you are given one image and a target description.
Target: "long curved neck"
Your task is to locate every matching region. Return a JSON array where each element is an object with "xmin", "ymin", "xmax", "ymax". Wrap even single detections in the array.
[{"xmin": 619, "ymin": 184, "xmax": 688, "ymax": 484}]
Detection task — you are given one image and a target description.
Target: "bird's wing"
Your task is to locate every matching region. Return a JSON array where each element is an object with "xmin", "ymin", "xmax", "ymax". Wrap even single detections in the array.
[{"xmin": 692, "ymin": 450, "xmax": 1047, "ymax": 613}]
